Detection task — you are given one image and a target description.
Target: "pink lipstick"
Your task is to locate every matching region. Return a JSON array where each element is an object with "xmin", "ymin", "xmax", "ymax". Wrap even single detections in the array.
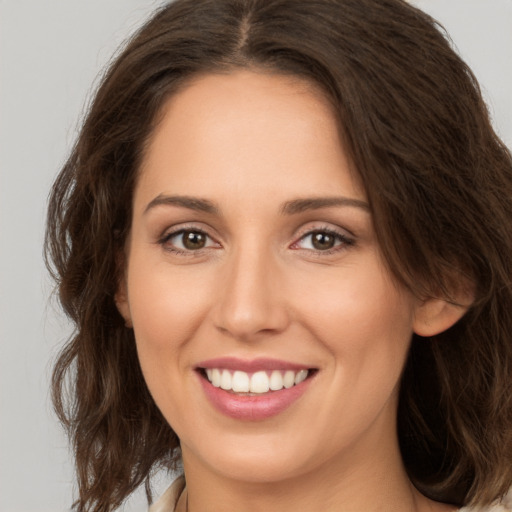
[{"xmin": 196, "ymin": 357, "xmax": 316, "ymax": 421}]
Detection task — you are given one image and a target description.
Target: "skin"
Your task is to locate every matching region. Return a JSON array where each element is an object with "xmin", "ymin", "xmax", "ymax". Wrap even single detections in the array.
[{"xmin": 117, "ymin": 70, "xmax": 464, "ymax": 512}]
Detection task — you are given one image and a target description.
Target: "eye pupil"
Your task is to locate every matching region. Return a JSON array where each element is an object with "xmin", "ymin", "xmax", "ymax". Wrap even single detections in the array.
[
  {"xmin": 183, "ymin": 230, "xmax": 206, "ymax": 250},
  {"xmin": 312, "ymin": 231, "xmax": 335, "ymax": 250}
]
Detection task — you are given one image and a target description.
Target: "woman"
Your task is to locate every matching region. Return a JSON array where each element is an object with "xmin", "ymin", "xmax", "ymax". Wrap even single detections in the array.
[{"xmin": 45, "ymin": 0, "xmax": 512, "ymax": 511}]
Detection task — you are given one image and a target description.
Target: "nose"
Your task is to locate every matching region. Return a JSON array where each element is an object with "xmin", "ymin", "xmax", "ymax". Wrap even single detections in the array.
[{"xmin": 212, "ymin": 245, "xmax": 290, "ymax": 341}]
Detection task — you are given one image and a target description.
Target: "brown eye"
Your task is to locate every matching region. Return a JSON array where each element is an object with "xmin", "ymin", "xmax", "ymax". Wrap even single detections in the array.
[
  {"xmin": 161, "ymin": 228, "xmax": 217, "ymax": 253},
  {"xmin": 311, "ymin": 231, "xmax": 336, "ymax": 250},
  {"xmin": 182, "ymin": 230, "xmax": 207, "ymax": 250},
  {"xmin": 293, "ymin": 228, "xmax": 353, "ymax": 253}
]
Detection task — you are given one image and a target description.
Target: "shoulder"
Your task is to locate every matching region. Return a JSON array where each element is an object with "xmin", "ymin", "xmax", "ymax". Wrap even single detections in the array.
[{"xmin": 149, "ymin": 476, "xmax": 186, "ymax": 512}]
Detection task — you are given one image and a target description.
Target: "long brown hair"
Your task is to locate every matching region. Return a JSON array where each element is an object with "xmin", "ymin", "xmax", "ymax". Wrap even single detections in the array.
[{"xmin": 45, "ymin": 0, "xmax": 512, "ymax": 510}]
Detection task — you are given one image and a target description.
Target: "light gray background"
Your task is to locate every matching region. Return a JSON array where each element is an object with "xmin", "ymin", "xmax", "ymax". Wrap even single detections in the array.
[{"xmin": 1, "ymin": 1, "xmax": 511, "ymax": 511}]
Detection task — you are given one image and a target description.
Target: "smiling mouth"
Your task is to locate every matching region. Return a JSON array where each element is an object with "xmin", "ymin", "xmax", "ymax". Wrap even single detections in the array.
[{"xmin": 197, "ymin": 368, "xmax": 317, "ymax": 395}]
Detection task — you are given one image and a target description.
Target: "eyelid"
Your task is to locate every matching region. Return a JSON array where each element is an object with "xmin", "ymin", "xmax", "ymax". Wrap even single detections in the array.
[
  {"xmin": 157, "ymin": 223, "xmax": 221, "ymax": 253},
  {"xmin": 290, "ymin": 224, "xmax": 355, "ymax": 252},
  {"xmin": 156, "ymin": 221, "xmax": 355, "ymax": 256}
]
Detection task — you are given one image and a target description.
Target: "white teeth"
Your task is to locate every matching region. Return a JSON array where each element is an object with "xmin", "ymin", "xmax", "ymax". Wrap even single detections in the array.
[
  {"xmin": 294, "ymin": 369, "xmax": 308, "ymax": 385},
  {"xmin": 232, "ymin": 371, "xmax": 250, "ymax": 392},
  {"xmin": 283, "ymin": 370, "xmax": 295, "ymax": 389},
  {"xmin": 250, "ymin": 371, "xmax": 270, "ymax": 393},
  {"xmin": 211, "ymin": 369, "xmax": 221, "ymax": 387},
  {"xmin": 220, "ymin": 369, "xmax": 232, "ymax": 390},
  {"xmin": 204, "ymin": 368, "xmax": 310, "ymax": 393},
  {"xmin": 269, "ymin": 370, "xmax": 284, "ymax": 390}
]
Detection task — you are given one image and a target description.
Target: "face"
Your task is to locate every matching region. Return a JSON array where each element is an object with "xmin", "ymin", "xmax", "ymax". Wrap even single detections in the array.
[{"xmin": 118, "ymin": 70, "xmax": 422, "ymax": 485}]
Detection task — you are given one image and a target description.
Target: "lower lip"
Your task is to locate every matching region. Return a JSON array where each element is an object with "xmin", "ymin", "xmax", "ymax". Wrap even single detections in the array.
[{"xmin": 198, "ymin": 373, "xmax": 313, "ymax": 421}]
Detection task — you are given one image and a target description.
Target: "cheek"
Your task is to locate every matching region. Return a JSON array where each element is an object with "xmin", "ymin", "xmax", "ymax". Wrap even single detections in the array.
[
  {"xmin": 293, "ymin": 256, "xmax": 415, "ymax": 376},
  {"xmin": 290, "ymin": 264, "xmax": 414, "ymax": 448},
  {"xmin": 126, "ymin": 259, "xmax": 218, "ymax": 431},
  {"xmin": 299, "ymin": 260, "xmax": 413, "ymax": 334},
  {"xmin": 126, "ymin": 257, "xmax": 215, "ymax": 373}
]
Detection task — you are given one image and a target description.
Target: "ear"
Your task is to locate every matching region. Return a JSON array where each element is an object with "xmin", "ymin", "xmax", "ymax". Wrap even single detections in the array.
[
  {"xmin": 115, "ymin": 255, "xmax": 133, "ymax": 328},
  {"xmin": 115, "ymin": 281, "xmax": 133, "ymax": 328},
  {"xmin": 413, "ymin": 297, "xmax": 470, "ymax": 337}
]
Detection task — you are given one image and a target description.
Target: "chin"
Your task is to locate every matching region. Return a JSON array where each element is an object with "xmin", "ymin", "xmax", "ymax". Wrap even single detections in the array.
[{"xmin": 180, "ymin": 425, "xmax": 334, "ymax": 486}]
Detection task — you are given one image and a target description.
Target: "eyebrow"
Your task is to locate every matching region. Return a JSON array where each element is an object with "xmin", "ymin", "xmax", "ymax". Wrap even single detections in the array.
[
  {"xmin": 144, "ymin": 194, "xmax": 219, "ymax": 215},
  {"xmin": 280, "ymin": 197, "xmax": 370, "ymax": 215},
  {"xmin": 143, "ymin": 194, "xmax": 370, "ymax": 216}
]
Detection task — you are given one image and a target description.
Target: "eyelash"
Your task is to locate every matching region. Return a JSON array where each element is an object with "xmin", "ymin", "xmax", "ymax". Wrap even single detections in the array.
[
  {"xmin": 291, "ymin": 226, "xmax": 355, "ymax": 255},
  {"xmin": 157, "ymin": 226, "xmax": 218, "ymax": 256},
  {"xmin": 157, "ymin": 225, "xmax": 355, "ymax": 256}
]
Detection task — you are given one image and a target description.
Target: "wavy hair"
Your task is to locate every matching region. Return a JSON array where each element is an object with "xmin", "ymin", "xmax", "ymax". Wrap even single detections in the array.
[{"xmin": 45, "ymin": 0, "xmax": 512, "ymax": 510}]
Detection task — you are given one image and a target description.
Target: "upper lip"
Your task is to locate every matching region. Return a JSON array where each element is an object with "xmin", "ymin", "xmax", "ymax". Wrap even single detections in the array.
[{"xmin": 195, "ymin": 357, "xmax": 313, "ymax": 373}]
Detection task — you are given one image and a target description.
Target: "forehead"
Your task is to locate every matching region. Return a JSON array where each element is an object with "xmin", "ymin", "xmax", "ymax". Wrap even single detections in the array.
[{"xmin": 135, "ymin": 70, "xmax": 364, "ymax": 210}]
